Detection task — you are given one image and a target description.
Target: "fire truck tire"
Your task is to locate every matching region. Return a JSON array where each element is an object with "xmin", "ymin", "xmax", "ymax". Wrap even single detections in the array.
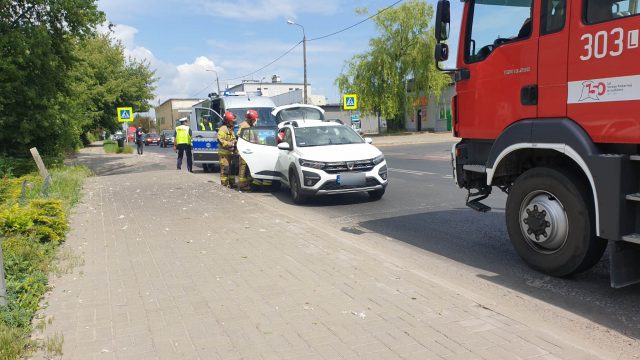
[{"xmin": 505, "ymin": 167, "xmax": 606, "ymax": 277}]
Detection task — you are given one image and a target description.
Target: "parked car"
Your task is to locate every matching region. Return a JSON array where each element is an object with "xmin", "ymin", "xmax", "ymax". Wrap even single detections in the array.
[
  {"xmin": 237, "ymin": 119, "xmax": 388, "ymax": 204},
  {"xmin": 144, "ymin": 133, "xmax": 160, "ymax": 146},
  {"xmin": 159, "ymin": 130, "xmax": 174, "ymax": 147}
]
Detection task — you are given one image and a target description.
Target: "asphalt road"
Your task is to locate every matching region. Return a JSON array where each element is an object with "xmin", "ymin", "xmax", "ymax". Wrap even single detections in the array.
[{"xmin": 141, "ymin": 140, "xmax": 640, "ymax": 344}]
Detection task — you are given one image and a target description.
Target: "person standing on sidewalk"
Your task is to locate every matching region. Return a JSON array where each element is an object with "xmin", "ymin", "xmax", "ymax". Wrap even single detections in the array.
[
  {"xmin": 135, "ymin": 125, "xmax": 144, "ymax": 155},
  {"xmin": 218, "ymin": 111, "xmax": 237, "ymax": 187},
  {"xmin": 237, "ymin": 109, "xmax": 258, "ymax": 190},
  {"xmin": 173, "ymin": 117, "xmax": 193, "ymax": 172}
]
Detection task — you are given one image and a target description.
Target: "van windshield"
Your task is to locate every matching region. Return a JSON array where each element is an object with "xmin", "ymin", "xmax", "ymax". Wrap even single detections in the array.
[{"xmin": 225, "ymin": 107, "xmax": 276, "ymax": 127}]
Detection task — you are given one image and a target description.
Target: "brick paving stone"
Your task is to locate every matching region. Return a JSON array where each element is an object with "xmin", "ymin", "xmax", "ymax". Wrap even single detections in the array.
[{"xmin": 29, "ymin": 150, "xmax": 608, "ymax": 359}]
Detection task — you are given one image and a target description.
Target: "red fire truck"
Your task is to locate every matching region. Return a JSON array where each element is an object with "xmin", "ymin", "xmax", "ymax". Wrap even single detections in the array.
[{"xmin": 434, "ymin": 0, "xmax": 640, "ymax": 287}]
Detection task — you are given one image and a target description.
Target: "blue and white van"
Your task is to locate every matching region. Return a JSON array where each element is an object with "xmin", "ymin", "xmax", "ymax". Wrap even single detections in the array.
[{"xmin": 189, "ymin": 92, "xmax": 277, "ymax": 172}]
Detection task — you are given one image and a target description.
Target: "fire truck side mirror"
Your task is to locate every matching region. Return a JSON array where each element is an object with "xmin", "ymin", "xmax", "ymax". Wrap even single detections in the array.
[
  {"xmin": 435, "ymin": 0, "xmax": 450, "ymax": 42},
  {"xmin": 435, "ymin": 43, "xmax": 449, "ymax": 62}
]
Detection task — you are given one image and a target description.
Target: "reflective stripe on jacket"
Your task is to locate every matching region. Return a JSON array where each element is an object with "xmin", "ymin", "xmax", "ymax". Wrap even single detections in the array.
[
  {"xmin": 217, "ymin": 125, "xmax": 236, "ymax": 155},
  {"xmin": 175, "ymin": 125, "xmax": 192, "ymax": 145}
]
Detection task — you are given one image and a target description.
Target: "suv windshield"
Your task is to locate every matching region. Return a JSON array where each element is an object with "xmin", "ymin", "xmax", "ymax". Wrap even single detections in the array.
[
  {"xmin": 277, "ymin": 107, "xmax": 324, "ymax": 123},
  {"xmin": 225, "ymin": 107, "xmax": 276, "ymax": 127},
  {"xmin": 294, "ymin": 126, "xmax": 364, "ymax": 147}
]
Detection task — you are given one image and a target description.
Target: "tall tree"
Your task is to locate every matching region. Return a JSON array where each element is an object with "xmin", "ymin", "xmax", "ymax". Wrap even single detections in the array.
[
  {"xmin": 335, "ymin": 0, "xmax": 450, "ymax": 129},
  {"xmin": 69, "ymin": 34, "xmax": 156, "ymax": 137},
  {"xmin": 0, "ymin": 1, "xmax": 105, "ymax": 157}
]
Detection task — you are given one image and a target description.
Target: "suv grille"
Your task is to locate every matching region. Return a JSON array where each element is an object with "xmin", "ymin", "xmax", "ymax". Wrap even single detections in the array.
[
  {"xmin": 323, "ymin": 160, "xmax": 375, "ymax": 174},
  {"xmin": 320, "ymin": 177, "xmax": 381, "ymax": 191}
]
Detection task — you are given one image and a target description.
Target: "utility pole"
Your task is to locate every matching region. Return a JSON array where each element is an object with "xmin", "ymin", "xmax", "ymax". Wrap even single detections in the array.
[{"xmin": 288, "ymin": 20, "xmax": 308, "ymax": 104}]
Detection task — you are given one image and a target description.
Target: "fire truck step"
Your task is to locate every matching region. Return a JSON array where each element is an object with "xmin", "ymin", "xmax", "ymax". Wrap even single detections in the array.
[
  {"xmin": 463, "ymin": 164, "xmax": 486, "ymax": 173},
  {"xmin": 466, "ymin": 201, "xmax": 491, "ymax": 213},
  {"xmin": 626, "ymin": 193, "xmax": 640, "ymax": 202},
  {"xmin": 622, "ymin": 234, "xmax": 640, "ymax": 245},
  {"xmin": 631, "ymin": 155, "xmax": 640, "ymax": 161}
]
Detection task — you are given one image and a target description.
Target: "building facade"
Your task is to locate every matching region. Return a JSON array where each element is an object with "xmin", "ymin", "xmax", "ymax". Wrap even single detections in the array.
[
  {"xmin": 227, "ymin": 75, "xmax": 326, "ymax": 106},
  {"xmin": 155, "ymin": 99, "xmax": 202, "ymax": 132}
]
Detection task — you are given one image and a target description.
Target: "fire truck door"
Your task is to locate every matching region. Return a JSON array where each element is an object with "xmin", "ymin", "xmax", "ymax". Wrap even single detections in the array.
[
  {"xmin": 537, "ymin": 0, "xmax": 570, "ymax": 118},
  {"xmin": 456, "ymin": 0, "xmax": 539, "ymax": 139},
  {"xmin": 567, "ymin": 0, "xmax": 640, "ymax": 143}
]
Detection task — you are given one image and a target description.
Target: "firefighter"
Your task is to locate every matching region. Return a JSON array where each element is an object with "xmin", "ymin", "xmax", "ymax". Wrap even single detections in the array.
[
  {"xmin": 237, "ymin": 109, "xmax": 259, "ymax": 190},
  {"xmin": 173, "ymin": 118, "xmax": 193, "ymax": 172},
  {"xmin": 218, "ymin": 111, "xmax": 237, "ymax": 187}
]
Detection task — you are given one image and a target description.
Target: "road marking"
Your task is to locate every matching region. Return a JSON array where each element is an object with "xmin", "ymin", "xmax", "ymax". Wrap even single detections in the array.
[{"xmin": 388, "ymin": 168, "xmax": 436, "ymax": 176}]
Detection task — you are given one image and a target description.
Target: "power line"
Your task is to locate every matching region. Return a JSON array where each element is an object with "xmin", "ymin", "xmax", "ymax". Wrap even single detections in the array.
[
  {"xmin": 222, "ymin": 40, "xmax": 302, "ymax": 82},
  {"xmin": 191, "ymin": 0, "xmax": 404, "ymax": 96},
  {"xmin": 308, "ymin": 0, "xmax": 405, "ymax": 41},
  {"xmin": 191, "ymin": 41, "xmax": 302, "ymax": 97}
]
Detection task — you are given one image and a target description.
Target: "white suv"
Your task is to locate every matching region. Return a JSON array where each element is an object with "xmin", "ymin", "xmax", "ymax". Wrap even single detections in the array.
[{"xmin": 237, "ymin": 119, "xmax": 388, "ymax": 203}]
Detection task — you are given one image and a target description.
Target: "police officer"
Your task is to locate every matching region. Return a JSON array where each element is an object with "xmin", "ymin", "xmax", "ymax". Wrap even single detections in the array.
[
  {"xmin": 218, "ymin": 111, "xmax": 237, "ymax": 187},
  {"xmin": 198, "ymin": 115, "xmax": 214, "ymax": 131},
  {"xmin": 237, "ymin": 109, "xmax": 259, "ymax": 190},
  {"xmin": 173, "ymin": 117, "xmax": 193, "ymax": 172}
]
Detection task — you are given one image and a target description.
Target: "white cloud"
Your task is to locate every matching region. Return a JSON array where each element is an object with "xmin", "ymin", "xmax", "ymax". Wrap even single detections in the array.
[{"xmin": 104, "ymin": 24, "xmax": 222, "ymax": 105}]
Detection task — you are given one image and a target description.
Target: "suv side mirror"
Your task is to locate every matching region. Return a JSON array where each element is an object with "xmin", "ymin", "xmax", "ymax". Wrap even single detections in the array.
[
  {"xmin": 435, "ymin": 43, "xmax": 449, "ymax": 62},
  {"xmin": 435, "ymin": 0, "xmax": 451, "ymax": 42},
  {"xmin": 364, "ymin": 137, "xmax": 373, "ymax": 144},
  {"xmin": 277, "ymin": 142, "xmax": 291, "ymax": 150}
]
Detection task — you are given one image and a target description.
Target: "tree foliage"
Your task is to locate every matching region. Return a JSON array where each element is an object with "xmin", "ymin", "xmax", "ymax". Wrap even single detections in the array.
[
  {"xmin": 0, "ymin": 1, "xmax": 156, "ymax": 158},
  {"xmin": 335, "ymin": 0, "xmax": 450, "ymax": 129}
]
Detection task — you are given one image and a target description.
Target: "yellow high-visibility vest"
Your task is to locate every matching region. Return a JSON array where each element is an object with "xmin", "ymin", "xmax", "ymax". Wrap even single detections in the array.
[{"xmin": 175, "ymin": 125, "xmax": 191, "ymax": 145}]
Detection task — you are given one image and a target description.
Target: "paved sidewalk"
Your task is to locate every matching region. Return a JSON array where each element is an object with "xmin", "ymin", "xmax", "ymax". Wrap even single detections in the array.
[
  {"xmin": 371, "ymin": 132, "xmax": 457, "ymax": 147},
  {"xmin": 34, "ymin": 148, "xmax": 604, "ymax": 359}
]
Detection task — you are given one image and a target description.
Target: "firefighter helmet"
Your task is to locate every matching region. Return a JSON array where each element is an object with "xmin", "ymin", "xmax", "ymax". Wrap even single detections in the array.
[
  {"xmin": 245, "ymin": 109, "xmax": 259, "ymax": 121},
  {"xmin": 223, "ymin": 111, "xmax": 236, "ymax": 123}
]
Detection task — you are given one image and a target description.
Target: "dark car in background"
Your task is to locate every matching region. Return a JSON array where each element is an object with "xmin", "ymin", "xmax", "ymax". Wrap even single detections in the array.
[
  {"xmin": 160, "ymin": 130, "xmax": 174, "ymax": 148},
  {"xmin": 144, "ymin": 133, "xmax": 160, "ymax": 146}
]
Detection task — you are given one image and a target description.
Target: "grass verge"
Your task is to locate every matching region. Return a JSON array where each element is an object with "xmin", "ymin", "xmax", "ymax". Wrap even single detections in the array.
[
  {"xmin": 0, "ymin": 165, "xmax": 90, "ymax": 359},
  {"xmin": 103, "ymin": 141, "xmax": 134, "ymax": 154}
]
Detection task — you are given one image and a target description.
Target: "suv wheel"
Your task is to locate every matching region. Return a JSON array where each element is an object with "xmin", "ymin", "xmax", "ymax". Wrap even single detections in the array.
[{"xmin": 289, "ymin": 170, "xmax": 307, "ymax": 204}]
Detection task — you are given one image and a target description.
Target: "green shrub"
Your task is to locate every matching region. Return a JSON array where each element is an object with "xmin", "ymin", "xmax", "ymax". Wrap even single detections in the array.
[
  {"xmin": 119, "ymin": 145, "xmax": 134, "ymax": 154},
  {"xmin": 0, "ymin": 165, "xmax": 89, "ymax": 358},
  {"xmin": 103, "ymin": 140, "xmax": 116, "ymax": 145}
]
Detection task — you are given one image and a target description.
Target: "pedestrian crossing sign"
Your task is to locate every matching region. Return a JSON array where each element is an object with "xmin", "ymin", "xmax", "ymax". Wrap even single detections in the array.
[
  {"xmin": 117, "ymin": 107, "xmax": 133, "ymax": 123},
  {"xmin": 343, "ymin": 94, "xmax": 358, "ymax": 110}
]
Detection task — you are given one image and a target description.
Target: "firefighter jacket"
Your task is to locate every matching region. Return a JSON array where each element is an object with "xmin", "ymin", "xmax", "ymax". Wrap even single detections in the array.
[
  {"xmin": 217, "ymin": 125, "xmax": 236, "ymax": 155},
  {"xmin": 175, "ymin": 125, "xmax": 192, "ymax": 145}
]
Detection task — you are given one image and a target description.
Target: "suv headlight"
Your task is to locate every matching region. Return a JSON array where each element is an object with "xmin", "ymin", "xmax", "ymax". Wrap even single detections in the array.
[
  {"xmin": 372, "ymin": 154, "xmax": 385, "ymax": 165},
  {"xmin": 298, "ymin": 159, "xmax": 325, "ymax": 169}
]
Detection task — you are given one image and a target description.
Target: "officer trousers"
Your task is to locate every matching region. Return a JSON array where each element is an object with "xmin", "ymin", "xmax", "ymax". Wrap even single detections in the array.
[
  {"xmin": 176, "ymin": 144, "xmax": 192, "ymax": 172},
  {"xmin": 238, "ymin": 157, "xmax": 251, "ymax": 189}
]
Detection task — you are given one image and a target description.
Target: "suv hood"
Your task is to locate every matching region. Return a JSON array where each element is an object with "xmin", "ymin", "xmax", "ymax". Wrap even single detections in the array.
[{"xmin": 297, "ymin": 144, "xmax": 382, "ymax": 162}]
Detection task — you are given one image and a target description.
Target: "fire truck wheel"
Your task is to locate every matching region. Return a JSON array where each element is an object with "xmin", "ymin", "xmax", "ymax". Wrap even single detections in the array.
[{"xmin": 506, "ymin": 167, "xmax": 606, "ymax": 277}]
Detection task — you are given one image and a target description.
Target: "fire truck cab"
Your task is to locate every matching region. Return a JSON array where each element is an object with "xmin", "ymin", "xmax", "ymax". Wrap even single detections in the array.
[{"xmin": 435, "ymin": 0, "xmax": 640, "ymax": 287}]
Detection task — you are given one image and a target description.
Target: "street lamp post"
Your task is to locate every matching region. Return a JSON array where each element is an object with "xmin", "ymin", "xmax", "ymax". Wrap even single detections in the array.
[
  {"xmin": 205, "ymin": 69, "xmax": 221, "ymax": 95},
  {"xmin": 258, "ymin": 76, "xmax": 266, "ymax": 95},
  {"xmin": 287, "ymin": 20, "xmax": 307, "ymax": 104}
]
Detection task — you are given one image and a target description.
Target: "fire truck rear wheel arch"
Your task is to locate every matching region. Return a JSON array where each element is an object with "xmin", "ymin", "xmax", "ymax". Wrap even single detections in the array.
[
  {"xmin": 484, "ymin": 118, "xmax": 610, "ymax": 238},
  {"xmin": 505, "ymin": 167, "xmax": 607, "ymax": 276}
]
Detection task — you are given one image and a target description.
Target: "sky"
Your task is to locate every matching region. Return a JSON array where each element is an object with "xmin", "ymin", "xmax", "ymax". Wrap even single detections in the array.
[{"xmin": 97, "ymin": 0, "xmax": 463, "ymax": 109}]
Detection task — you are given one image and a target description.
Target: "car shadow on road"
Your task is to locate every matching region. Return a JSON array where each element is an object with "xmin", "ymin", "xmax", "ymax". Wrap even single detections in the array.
[
  {"xmin": 268, "ymin": 187, "xmax": 376, "ymax": 207},
  {"xmin": 358, "ymin": 209, "xmax": 640, "ymax": 340}
]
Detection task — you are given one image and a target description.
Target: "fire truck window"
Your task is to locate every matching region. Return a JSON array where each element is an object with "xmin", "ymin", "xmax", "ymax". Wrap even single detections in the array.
[
  {"xmin": 466, "ymin": 0, "xmax": 533, "ymax": 63},
  {"xmin": 541, "ymin": 0, "xmax": 566, "ymax": 34},
  {"xmin": 586, "ymin": 0, "xmax": 640, "ymax": 24}
]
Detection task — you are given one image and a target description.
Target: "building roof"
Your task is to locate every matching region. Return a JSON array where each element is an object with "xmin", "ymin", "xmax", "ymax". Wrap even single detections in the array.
[{"xmin": 156, "ymin": 98, "xmax": 202, "ymax": 108}]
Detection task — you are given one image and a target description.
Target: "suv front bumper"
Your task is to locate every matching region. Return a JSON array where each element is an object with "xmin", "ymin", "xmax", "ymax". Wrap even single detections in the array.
[{"xmin": 298, "ymin": 162, "xmax": 388, "ymax": 195}]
